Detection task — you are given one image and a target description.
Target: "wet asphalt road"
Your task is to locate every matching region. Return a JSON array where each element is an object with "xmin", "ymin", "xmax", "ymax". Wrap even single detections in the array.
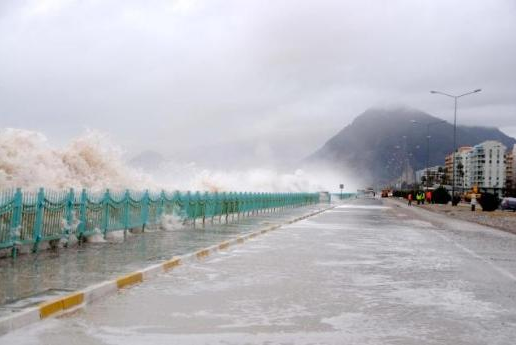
[
  {"xmin": 2, "ymin": 198, "xmax": 516, "ymax": 344},
  {"xmin": 0, "ymin": 205, "xmax": 323, "ymax": 314}
]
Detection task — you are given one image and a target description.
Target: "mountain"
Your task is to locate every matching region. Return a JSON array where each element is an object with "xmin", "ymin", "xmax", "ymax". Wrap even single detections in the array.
[{"xmin": 307, "ymin": 107, "xmax": 516, "ymax": 188}]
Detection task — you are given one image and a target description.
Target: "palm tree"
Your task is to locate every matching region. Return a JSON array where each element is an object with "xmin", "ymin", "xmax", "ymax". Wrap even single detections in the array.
[
  {"xmin": 440, "ymin": 166, "xmax": 447, "ymax": 185},
  {"xmin": 457, "ymin": 162, "xmax": 465, "ymax": 192}
]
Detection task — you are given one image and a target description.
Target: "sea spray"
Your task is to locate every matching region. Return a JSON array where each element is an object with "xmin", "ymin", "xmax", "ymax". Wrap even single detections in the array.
[
  {"xmin": 159, "ymin": 214, "xmax": 185, "ymax": 231},
  {"xmin": 0, "ymin": 128, "xmax": 154, "ymax": 190},
  {"xmin": 59, "ymin": 212, "xmax": 81, "ymax": 247},
  {"xmin": 104, "ymin": 230, "xmax": 126, "ymax": 242},
  {"xmin": 1, "ymin": 127, "xmax": 357, "ymax": 193},
  {"xmin": 86, "ymin": 228, "xmax": 106, "ymax": 243},
  {"xmin": 152, "ymin": 162, "xmax": 355, "ymax": 193}
]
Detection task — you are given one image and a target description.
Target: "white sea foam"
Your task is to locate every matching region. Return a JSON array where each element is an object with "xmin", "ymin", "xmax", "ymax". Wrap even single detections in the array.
[
  {"xmin": 0, "ymin": 128, "xmax": 157, "ymax": 190},
  {"xmin": 87, "ymin": 231, "xmax": 106, "ymax": 243},
  {"xmin": 160, "ymin": 214, "xmax": 185, "ymax": 231},
  {"xmin": 0, "ymin": 127, "xmax": 356, "ymax": 193},
  {"xmin": 153, "ymin": 161, "xmax": 354, "ymax": 193},
  {"xmin": 105, "ymin": 230, "xmax": 126, "ymax": 242}
]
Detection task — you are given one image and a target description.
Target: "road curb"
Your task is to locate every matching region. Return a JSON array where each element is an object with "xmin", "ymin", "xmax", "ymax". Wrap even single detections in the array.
[{"xmin": 0, "ymin": 205, "xmax": 334, "ymax": 336}]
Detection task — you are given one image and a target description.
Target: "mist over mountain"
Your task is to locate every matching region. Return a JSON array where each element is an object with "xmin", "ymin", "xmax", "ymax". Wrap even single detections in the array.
[{"xmin": 307, "ymin": 107, "xmax": 516, "ymax": 188}]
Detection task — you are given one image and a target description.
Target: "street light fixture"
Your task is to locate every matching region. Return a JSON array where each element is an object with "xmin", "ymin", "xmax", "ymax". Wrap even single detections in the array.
[{"xmin": 430, "ymin": 88, "xmax": 482, "ymax": 204}]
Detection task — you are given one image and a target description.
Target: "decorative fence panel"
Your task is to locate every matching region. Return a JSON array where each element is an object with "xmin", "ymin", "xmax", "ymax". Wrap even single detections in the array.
[{"xmin": 0, "ymin": 189, "xmax": 319, "ymax": 255}]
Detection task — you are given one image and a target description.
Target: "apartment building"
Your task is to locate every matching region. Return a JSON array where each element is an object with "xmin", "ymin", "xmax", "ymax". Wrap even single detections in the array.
[
  {"xmin": 444, "ymin": 146, "xmax": 472, "ymax": 189},
  {"xmin": 468, "ymin": 141, "xmax": 506, "ymax": 192},
  {"xmin": 506, "ymin": 145, "xmax": 515, "ymax": 191},
  {"xmin": 416, "ymin": 166, "xmax": 443, "ymax": 186}
]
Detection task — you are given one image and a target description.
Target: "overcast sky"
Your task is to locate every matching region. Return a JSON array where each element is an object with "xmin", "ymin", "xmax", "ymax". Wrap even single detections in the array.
[{"xmin": 1, "ymin": 0, "xmax": 515, "ymax": 167}]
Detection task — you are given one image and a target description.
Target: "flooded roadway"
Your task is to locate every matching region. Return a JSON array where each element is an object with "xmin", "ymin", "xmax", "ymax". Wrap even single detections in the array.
[
  {"xmin": 2, "ymin": 198, "xmax": 516, "ymax": 344},
  {"xmin": 0, "ymin": 205, "xmax": 324, "ymax": 316}
]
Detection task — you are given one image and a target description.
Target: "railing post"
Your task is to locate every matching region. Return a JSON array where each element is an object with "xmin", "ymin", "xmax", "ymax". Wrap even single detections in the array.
[
  {"xmin": 184, "ymin": 191, "xmax": 191, "ymax": 223},
  {"xmin": 202, "ymin": 191, "xmax": 208, "ymax": 225},
  {"xmin": 102, "ymin": 189, "xmax": 110, "ymax": 238},
  {"xmin": 197, "ymin": 191, "xmax": 203, "ymax": 224},
  {"xmin": 158, "ymin": 190, "xmax": 165, "ymax": 221},
  {"xmin": 193, "ymin": 191, "xmax": 200, "ymax": 227},
  {"xmin": 32, "ymin": 188, "xmax": 44, "ymax": 253},
  {"xmin": 237, "ymin": 192, "xmax": 242, "ymax": 220},
  {"xmin": 214, "ymin": 192, "xmax": 220, "ymax": 223},
  {"xmin": 10, "ymin": 188, "xmax": 23, "ymax": 258},
  {"xmin": 77, "ymin": 189, "xmax": 87, "ymax": 243},
  {"xmin": 64, "ymin": 188, "xmax": 74, "ymax": 246},
  {"xmin": 175, "ymin": 191, "xmax": 183, "ymax": 219},
  {"xmin": 244, "ymin": 192, "xmax": 249, "ymax": 217},
  {"xmin": 210, "ymin": 191, "xmax": 215, "ymax": 222},
  {"xmin": 232, "ymin": 192, "xmax": 236, "ymax": 221},
  {"xmin": 231, "ymin": 192, "xmax": 235, "ymax": 220},
  {"xmin": 142, "ymin": 190, "xmax": 149, "ymax": 232},
  {"xmin": 124, "ymin": 190, "xmax": 130, "ymax": 237},
  {"xmin": 222, "ymin": 192, "xmax": 228, "ymax": 223}
]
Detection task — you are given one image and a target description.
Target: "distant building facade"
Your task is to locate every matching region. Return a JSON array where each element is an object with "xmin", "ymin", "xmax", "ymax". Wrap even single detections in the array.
[
  {"xmin": 443, "ymin": 141, "xmax": 508, "ymax": 196},
  {"xmin": 506, "ymin": 145, "xmax": 515, "ymax": 192},
  {"xmin": 468, "ymin": 141, "xmax": 506, "ymax": 194},
  {"xmin": 444, "ymin": 146, "xmax": 472, "ymax": 189},
  {"xmin": 416, "ymin": 166, "xmax": 443, "ymax": 187}
]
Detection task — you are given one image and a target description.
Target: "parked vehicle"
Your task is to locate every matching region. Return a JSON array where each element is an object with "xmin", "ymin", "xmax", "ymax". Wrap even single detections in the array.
[
  {"xmin": 381, "ymin": 189, "xmax": 391, "ymax": 198},
  {"xmin": 501, "ymin": 197, "xmax": 516, "ymax": 211}
]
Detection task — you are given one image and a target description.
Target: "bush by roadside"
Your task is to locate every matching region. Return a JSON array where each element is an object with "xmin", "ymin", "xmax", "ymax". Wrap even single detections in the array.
[
  {"xmin": 433, "ymin": 187, "xmax": 451, "ymax": 204},
  {"xmin": 479, "ymin": 192, "xmax": 500, "ymax": 212}
]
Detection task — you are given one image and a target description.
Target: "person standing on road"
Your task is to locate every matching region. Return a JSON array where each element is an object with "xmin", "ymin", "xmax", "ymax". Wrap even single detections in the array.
[
  {"xmin": 426, "ymin": 190, "xmax": 432, "ymax": 204},
  {"xmin": 417, "ymin": 191, "xmax": 425, "ymax": 205},
  {"xmin": 408, "ymin": 193, "xmax": 413, "ymax": 206},
  {"xmin": 471, "ymin": 195, "xmax": 477, "ymax": 211}
]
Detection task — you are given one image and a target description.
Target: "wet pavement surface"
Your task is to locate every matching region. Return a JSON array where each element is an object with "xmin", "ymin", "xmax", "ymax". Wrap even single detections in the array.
[
  {"xmin": 0, "ymin": 205, "xmax": 324, "ymax": 317},
  {"xmin": 2, "ymin": 198, "xmax": 516, "ymax": 344}
]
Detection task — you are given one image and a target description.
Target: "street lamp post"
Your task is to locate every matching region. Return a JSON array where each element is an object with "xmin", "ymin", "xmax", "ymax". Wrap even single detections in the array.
[{"xmin": 430, "ymin": 89, "xmax": 481, "ymax": 204}]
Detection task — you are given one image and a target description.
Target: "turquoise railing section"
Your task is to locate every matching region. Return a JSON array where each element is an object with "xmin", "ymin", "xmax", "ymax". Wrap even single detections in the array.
[{"xmin": 0, "ymin": 189, "xmax": 319, "ymax": 254}]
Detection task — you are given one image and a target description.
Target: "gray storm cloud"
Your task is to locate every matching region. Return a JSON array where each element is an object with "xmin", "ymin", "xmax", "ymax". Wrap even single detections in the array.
[{"xmin": 0, "ymin": 0, "xmax": 515, "ymax": 167}]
